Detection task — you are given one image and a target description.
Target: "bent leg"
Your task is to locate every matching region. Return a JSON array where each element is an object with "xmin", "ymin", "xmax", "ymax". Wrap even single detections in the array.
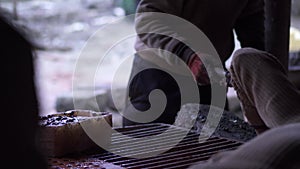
[{"xmin": 230, "ymin": 48, "xmax": 300, "ymax": 128}]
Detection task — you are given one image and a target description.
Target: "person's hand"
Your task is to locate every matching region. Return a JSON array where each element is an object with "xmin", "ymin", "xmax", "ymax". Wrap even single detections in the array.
[
  {"xmin": 225, "ymin": 71, "xmax": 233, "ymax": 87},
  {"xmin": 188, "ymin": 53, "xmax": 227, "ymax": 86},
  {"xmin": 188, "ymin": 54, "xmax": 210, "ymax": 85}
]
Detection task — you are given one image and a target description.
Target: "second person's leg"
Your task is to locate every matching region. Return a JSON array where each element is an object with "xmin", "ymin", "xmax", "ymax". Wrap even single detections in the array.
[{"xmin": 230, "ymin": 48, "xmax": 300, "ymax": 130}]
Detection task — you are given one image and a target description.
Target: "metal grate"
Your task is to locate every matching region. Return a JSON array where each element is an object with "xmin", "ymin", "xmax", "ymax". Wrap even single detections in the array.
[{"xmin": 48, "ymin": 123, "xmax": 242, "ymax": 169}]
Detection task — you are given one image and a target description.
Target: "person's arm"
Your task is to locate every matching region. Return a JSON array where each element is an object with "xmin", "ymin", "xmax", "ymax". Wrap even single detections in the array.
[
  {"xmin": 135, "ymin": 0, "xmax": 195, "ymax": 64},
  {"xmin": 135, "ymin": 0, "xmax": 213, "ymax": 84}
]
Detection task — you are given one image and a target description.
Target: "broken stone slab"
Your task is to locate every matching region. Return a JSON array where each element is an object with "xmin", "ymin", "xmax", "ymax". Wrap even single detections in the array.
[
  {"xmin": 38, "ymin": 110, "xmax": 112, "ymax": 157},
  {"xmin": 175, "ymin": 104, "xmax": 257, "ymax": 142},
  {"xmin": 55, "ymin": 89, "xmax": 108, "ymax": 112}
]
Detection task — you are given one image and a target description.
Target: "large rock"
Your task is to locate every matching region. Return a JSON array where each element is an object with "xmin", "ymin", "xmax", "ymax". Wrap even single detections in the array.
[{"xmin": 38, "ymin": 110, "xmax": 112, "ymax": 157}]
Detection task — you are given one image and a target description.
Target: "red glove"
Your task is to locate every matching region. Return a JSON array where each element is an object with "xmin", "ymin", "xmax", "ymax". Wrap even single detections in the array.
[{"xmin": 188, "ymin": 54, "xmax": 210, "ymax": 85}]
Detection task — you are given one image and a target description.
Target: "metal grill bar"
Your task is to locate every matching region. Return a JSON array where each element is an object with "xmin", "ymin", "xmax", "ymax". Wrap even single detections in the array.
[
  {"xmin": 101, "ymin": 138, "xmax": 231, "ymax": 162},
  {"xmin": 98, "ymin": 124, "xmax": 242, "ymax": 168},
  {"xmin": 113, "ymin": 140, "xmax": 238, "ymax": 166},
  {"xmin": 108, "ymin": 141, "xmax": 240, "ymax": 169},
  {"xmin": 48, "ymin": 123, "xmax": 243, "ymax": 169},
  {"xmin": 111, "ymin": 129, "xmax": 188, "ymax": 147}
]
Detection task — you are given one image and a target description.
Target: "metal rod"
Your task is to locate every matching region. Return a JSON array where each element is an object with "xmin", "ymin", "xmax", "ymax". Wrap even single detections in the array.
[
  {"xmin": 116, "ymin": 141, "xmax": 239, "ymax": 167},
  {"xmin": 48, "ymin": 124, "xmax": 243, "ymax": 169}
]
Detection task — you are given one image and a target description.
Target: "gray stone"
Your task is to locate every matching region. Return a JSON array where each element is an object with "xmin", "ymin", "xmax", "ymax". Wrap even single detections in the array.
[
  {"xmin": 175, "ymin": 104, "xmax": 257, "ymax": 142},
  {"xmin": 55, "ymin": 89, "xmax": 108, "ymax": 112}
]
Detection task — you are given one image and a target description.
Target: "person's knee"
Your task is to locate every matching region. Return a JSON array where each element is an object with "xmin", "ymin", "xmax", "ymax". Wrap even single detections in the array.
[
  {"xmin": 232, "ymin": 48, "xmax": 263, "ymax": 70},
  {"xmin": 232, "ymin": 48, "xmax": 286, "ymax": 75}
]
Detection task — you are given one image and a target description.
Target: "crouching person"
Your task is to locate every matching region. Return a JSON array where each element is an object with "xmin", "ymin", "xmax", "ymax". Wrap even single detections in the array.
[{"xmin": 189, "ymin": 48, "xmax": 300, "ymax": 169}]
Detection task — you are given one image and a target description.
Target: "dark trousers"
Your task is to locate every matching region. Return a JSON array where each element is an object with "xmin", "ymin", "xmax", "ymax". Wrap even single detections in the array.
[{"xmin": 123, "ymin": 55, "xmax": 228, "ymax": 126}]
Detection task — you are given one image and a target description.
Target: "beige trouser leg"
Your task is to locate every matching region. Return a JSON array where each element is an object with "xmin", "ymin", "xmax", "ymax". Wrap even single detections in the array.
[
  {"xmin": 189, "ymin": 48, "xmax": 300, "ymax": 169},
  {"xmin": 230, "ymin": 48, "xmax": 300, "ymax": 129}
]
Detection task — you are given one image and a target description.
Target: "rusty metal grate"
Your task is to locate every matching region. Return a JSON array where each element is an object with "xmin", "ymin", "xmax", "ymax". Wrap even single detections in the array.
[{"xmin": 48, "ymin": 123, "xmax": 242, "ymax": 169}]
